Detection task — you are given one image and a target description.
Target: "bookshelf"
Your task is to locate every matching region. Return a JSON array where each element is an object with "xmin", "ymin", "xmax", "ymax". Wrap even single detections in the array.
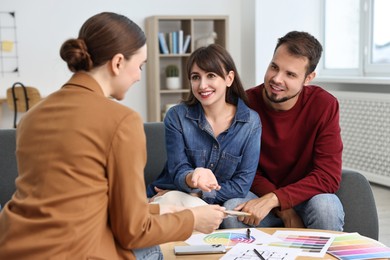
[{"xmin": 145, "ymin": 15, "xmax": 229, "ymax": 122}]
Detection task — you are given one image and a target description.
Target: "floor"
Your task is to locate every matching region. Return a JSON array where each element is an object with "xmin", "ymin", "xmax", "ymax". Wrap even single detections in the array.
[{"xmin": 371, "ymin": 183, "xmax": 390, "ymax": 246}]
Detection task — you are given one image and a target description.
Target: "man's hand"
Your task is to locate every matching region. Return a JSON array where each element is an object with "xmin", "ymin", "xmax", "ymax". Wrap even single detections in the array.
[
  {"xmin": 186, "ymin": 167, "xmax": 221, "ymax": 192},
  {"xmin": 274, "ymin": 208, "xmax": 305, "ymax": 228},
  {"xmin": 234, "ymin": 193, "xmax": 280, "ymax": 226}
]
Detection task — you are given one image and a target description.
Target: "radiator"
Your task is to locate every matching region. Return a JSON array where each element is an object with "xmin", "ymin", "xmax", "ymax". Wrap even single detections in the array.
[{"xmin": 330, "ymin": 91, "xmax": 390, "ymax": 187}]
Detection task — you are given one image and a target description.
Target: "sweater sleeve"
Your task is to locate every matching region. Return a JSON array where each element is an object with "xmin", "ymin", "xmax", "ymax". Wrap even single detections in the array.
[
  {"xmin": 274, "ymin": 96, "xmax": 343, "ymax": 210},
  {"xmin": 251, "ymin": 169, "xmax": 278, "ymax": 196},
  {"xmin": 106, "ymin": 112, "xmax": 194, "ymax": 249}
]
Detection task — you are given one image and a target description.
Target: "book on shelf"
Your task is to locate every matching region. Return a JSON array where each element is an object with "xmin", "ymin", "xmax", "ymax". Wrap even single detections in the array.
[
  {"xmin": 158, "ymin": 31, "xmax": 191, "ymax": 54},
  {"xmin": 158, "ymin": 32, "xmax": 169, "ymax": 54},
  {"xmin": 168, "ymin": 32, "xmax": 173, "ymax": 54},
  {"xmin": 178, "ymin": 30, "xmax": 183, "ymax": 54},
  {"xmin": 172, "ymin": 31, "xmax": 178, "ymax": 54},
  {"xmin": 182, "ymin": 35, "xmax": 191, "ymax": 53}
]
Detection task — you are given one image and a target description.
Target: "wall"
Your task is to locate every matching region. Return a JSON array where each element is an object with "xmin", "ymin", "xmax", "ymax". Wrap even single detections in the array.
[
  {"xmin": 2, "ymin": 0, "xmax": 388, "ymax": 183},
  {"xmin": 254, "ymin": 0, "xmax": 322, "ymax": 85},
  {"xmin": 0, "ymin": 0, "xmax": 244, "ymax": 128},
  {"xmin": 0, "ymin": 0, "xmax": 330, "ymax": 128}
]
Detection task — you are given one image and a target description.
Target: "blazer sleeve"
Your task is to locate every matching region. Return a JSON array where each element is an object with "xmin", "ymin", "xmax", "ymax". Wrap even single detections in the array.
[{"xmin": 106, "ymin": 112, "xmax": 194, "ymax": 249}]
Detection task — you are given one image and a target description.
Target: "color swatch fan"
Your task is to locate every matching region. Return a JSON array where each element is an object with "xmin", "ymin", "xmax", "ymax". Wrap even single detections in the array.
[{"xmin": 185, "ymin": 228, "xmax": 281, "ymax": 248}]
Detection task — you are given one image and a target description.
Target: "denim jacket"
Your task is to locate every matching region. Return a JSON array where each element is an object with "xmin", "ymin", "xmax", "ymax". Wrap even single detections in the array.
[{"xmin": 147, "ymin": 98, "xmax": 261, "ymax": 205}]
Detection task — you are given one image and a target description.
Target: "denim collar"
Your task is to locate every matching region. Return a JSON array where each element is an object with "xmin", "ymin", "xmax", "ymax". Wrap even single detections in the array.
[{"xmin": 186, "ymin": 98, "xmax": 251, "ymax": 126}]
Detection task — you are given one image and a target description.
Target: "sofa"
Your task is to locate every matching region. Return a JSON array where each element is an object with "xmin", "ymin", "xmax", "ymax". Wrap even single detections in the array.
[{"xmin": 0, "ymin": 122, "xmax": 379, "ymax": 240}]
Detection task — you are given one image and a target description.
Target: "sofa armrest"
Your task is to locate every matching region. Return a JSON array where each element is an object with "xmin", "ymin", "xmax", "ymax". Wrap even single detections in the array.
[
  {"xmin": 0, "ymin": 129, "xmax": 17, "ymax": 207},
  {"xmin": 336, "ymin": 169, "xmax": 379, "ymax": 240},
  {"xmin": 143, "ymin": 122, "xmax": 167, "ymax": 187}
]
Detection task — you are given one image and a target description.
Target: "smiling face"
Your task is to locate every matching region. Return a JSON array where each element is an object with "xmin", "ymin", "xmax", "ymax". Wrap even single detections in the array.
[
  {"xmin": 111, "ymin": 44, "xmax": 147, "ymax": 100},
  {"xmin": 190, "ymin": 63, "xmax": 234, "ymax": 108},
  {"xmin": 263, "ymin": 44, "xmax": 315, "ymax": 111}
]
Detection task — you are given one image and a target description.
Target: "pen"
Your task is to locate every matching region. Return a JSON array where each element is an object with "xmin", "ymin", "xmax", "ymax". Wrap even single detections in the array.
[
  {"xmin": 253, "ymin": 248, "xmax": 266, "ymax": 260},
  {"xmin": 246, "ymin": 228, "xmax": 251, "ymax": 239}
]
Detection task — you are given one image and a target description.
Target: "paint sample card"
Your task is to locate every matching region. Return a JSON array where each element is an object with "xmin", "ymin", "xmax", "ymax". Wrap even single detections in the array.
[
  {"xmin": 269, "ymin": 230, "xmax": 336, "ymax": 257},
  {"xmin": 185, "ymin": 228, "xmax": 281, "ymax": 248},
  {"xmin": 328, "ymin": 232, "xmax": 390, "ymax": 259}
]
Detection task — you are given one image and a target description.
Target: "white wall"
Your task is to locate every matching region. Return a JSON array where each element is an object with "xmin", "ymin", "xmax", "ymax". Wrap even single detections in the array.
[
  {"xmin": 254, "ymin": 0, "xmax": 322, "ymax": 85},
  {"xmin": 0, "ymin": 0, "xmax": 323, "ymax": 128},
  {"xmin": 0, "ymin": 0, "xmax": 243, "ymax": 127}
]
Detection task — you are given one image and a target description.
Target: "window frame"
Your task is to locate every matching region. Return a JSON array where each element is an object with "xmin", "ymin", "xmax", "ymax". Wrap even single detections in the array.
[
  {"xmin": 364, "ymin": 0, "xmax": 390, "ymax": 76},
  {"xmin": 320, "ymin": 0, "xmax": 390, "ymax": 78}
]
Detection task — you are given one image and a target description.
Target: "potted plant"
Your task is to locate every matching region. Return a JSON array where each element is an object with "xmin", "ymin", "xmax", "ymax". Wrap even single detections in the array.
[{"xmin": 165, "ymin": 64, "xmax": 180, "ymax": 90}]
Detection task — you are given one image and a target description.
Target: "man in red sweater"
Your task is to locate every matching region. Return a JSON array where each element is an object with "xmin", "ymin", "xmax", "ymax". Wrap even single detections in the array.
[{"xmin": 222, "ymin": 31, "xmax": 344, "ymax": 231}]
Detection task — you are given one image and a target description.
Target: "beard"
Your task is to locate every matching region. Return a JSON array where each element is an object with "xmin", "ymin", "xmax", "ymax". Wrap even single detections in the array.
[{"xmin": 264, "ymin": 85, "xmax": 302, "ymax": 104}]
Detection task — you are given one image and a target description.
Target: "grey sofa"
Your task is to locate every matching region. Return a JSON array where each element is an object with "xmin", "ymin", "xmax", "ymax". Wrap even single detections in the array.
[{"xmin": 0, "ymin": 122, "xmax": 379, "ymax": 240}]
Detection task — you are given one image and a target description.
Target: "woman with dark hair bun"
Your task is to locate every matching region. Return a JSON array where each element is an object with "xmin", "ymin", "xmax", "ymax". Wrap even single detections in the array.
[{"xmin": 0, "ymin": 12, "xmax": 225, "ymax": 259}]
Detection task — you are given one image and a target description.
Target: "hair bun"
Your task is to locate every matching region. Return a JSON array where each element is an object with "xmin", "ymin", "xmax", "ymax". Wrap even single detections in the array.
[{"xmin": 60, "ymin": 38, "xmax": 93, "ymax": 72}]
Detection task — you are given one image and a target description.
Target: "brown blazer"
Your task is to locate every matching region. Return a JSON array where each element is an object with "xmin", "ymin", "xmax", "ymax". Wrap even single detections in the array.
[{"xmin": 0, "ymin": 73, "xmax": 194, "ymax": 259}]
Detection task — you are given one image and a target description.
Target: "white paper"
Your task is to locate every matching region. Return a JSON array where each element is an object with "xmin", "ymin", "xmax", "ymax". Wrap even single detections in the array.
[{"xmin": 220, "ymin": 243, "xmax": 302, "ymax": 260}]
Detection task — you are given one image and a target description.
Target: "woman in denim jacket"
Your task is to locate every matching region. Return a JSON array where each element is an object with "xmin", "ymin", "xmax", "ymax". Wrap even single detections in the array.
[{"xmin": 147, "ymin": 44, "xmax": 261, "ymax": 211}]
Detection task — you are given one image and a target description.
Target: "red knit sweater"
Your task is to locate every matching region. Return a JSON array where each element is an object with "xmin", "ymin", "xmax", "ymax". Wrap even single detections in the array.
[{"xmin": 246, "ymin": 84, "xmax": 343, "ymax": 210}]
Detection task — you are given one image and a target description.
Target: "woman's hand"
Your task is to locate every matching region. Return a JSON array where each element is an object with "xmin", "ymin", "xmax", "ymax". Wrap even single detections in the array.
[
  {"xmin": 186, "ymin": 167, "xmax": 221, "ymax": 192},
  {"xmin": 190, "ymin": 205, "xmax": 226, "ymax": 233}
]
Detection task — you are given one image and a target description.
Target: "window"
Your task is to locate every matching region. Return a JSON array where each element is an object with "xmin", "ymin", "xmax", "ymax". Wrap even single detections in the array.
[
  {"xmin": 322, "ymin": 0, "xmax": 390, "ymax": 77},
  {"xmin": 324, "ymin": 0, "xmax": 360, "ymax": 71},
  {"xmin": 371, "ymin": 0, "xmax": 390, "ymax": 64}
]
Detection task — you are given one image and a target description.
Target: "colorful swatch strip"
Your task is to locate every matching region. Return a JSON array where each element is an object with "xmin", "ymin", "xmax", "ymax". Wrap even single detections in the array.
[
  {"xmin": 269, "ymin": 231, "xmax": 334, "ymax": 257},
  {"xmin": 328, "ymin": 233, "xmax": 390, "ymax": 259},
  {"xmin": 203, "ymin": 232, "xmax": 255, "ymax": 247}
]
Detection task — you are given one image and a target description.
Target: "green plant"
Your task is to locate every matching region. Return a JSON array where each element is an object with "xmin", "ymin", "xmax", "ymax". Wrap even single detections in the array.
[{"xmin": 165, "ymin": 65, "xmax": 179, "ymax": 77}]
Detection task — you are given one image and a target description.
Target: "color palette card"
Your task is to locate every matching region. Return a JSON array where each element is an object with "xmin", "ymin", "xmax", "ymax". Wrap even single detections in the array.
[
  {"xmin": 185, "ymin": 228, "xmax": 281, "ymax": 248},
  {"xmin": 269, "ymin": 230, "xmax": 336, "ymax": 257},
  {"xmin": 328, "ymin": 232, "xmax": 390, "ymax": 259}
]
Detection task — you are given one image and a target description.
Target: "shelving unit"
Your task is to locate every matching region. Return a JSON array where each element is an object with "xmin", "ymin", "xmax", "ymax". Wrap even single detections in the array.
[{"xmin": 145, "ymin": 15, "xmax": 228, "ymax": 122}]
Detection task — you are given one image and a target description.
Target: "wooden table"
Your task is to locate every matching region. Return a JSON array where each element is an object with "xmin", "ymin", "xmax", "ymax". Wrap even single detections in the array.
[{"xmin": 161, "ymin": 228, "xmax": 340, "ymax": 259}]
